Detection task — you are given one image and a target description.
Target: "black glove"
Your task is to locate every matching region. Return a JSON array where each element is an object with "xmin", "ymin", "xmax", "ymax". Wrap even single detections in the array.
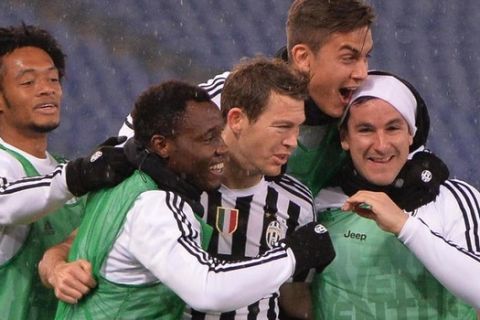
[
  {"xmin": 66, "ymin": 136, "xmax": 135, "ymax": 196},
  {"xmin": 280, "ymin": 222, "xmax": 336, "ymax": 277},
  {"xmin": 391, "ymin": 150, "xmax": 449, "ymax": 211}
]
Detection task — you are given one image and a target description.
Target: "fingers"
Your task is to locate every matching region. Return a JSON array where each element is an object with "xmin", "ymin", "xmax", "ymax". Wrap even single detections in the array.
[{"xmin": 50, "ymin": 260, "xmax": 96, "ymax": 304}]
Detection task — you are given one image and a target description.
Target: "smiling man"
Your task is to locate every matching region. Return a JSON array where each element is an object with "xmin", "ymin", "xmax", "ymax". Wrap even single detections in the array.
[
  {"xmin": 0, "ymin": 24, "xmax": 135, "ymax": 320},
  {"xmin": 52, "ymin": 80, "xmax": 335, "ymax": 320},
  {"xmin": 312, "ymin": 73, "xmax": 480, "ymax": 319},
  {"xmin": 0, "ymin": 24, "xmax": 86, "ymax": 320}
]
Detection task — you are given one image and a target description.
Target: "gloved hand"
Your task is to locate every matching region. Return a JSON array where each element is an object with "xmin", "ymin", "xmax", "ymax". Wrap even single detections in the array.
[
  {"xmin": 391, "ymin": 150, "xmax": 449, "ymax": 211},
  {"xmin": 66, "ymin": 136, "xmax": 135, "ymax": 196},
  {"xmin": 280, "ymin": 222, "xmax": 335, "ymax": 277}
]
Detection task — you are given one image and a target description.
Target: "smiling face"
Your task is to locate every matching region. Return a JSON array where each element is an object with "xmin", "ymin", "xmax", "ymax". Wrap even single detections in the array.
[
  {"xmin": 292, "ymin": 26, "xmax": 373, "ymax": 118},
  {"xmin": 226, "ymin": 91, "xmax": 305, "ymax": 180},
  {"xmin": 166, "ymin": 100, "xmax": 228, "ymax": 191},
  {"xmin": 341, "ymin": 98, "xmax": 413, "ymax": 186},
  {"xmin": 0, "ymin": 46, "xmax": 62, "ymax": 138}
]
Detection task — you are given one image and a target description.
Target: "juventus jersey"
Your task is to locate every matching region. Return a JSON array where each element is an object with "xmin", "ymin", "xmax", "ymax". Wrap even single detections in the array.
[{"xmin": 187, "ymin": 175, "xmax": 314, "ymax": 320}]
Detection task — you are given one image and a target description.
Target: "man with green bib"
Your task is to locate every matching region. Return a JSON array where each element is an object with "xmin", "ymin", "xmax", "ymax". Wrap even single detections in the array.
[
  {"xmin": 0, "ymin": 24, "xmax": 133, "ymax": 319},
  {"xmin": 312, "ymin": 73, "xmax": 480, "ymax": 319},
  {"xmin": 52, "ymin": 80, "xmax": 335, "ymax": 319}
]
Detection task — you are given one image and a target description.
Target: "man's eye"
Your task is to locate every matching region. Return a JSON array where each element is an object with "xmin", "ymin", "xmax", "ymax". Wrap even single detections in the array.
[{"xmin": 20, "ymin": 80, "xmax": 34, "ymax": 86}]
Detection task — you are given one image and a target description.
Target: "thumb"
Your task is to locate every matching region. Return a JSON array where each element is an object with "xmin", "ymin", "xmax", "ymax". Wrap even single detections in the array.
[{"xmin": 78, "ymin": 260, "xmax": 97, "ymax": 287}]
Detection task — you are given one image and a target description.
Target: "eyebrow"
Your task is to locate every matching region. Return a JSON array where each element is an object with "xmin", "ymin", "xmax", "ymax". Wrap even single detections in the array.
[
  {"xmin": 340, "ymin": 44, "xmax": 372, "ymax": 57},
  {"xmin": 15, "ymin": 66, "xmax": 58, "ymax": 79}
]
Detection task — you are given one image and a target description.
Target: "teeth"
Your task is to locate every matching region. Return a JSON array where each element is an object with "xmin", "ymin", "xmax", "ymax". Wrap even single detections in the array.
[{"xmin": 210, "ymin": 163, "xmax": 224, "ymax": 171}]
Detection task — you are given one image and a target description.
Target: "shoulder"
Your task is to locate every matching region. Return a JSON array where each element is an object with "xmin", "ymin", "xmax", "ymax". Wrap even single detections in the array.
[
  {"xmin": 438, "ymin": 179, "xmax": 480, "ymax": 206},
  {"xmin": 270, "ymin": 174, "xmax": 314, "ymax": 204},
  {"xmin": 430, "ymin": 179, "xmax": 480, "ymax": 217},
  {"xmin": 0, "ymin": 150, "xmax": 25, "ymax": 179},
  {"xmin": 198, "ymin": 71, "xmax": 230, "ymax": 108},
  {"xmin": 315, "ymin": 186, "xmax": 348, "ymax": 212},
  {"xmin": 129, "ymin": 190, "xmax": 198, "ymax": 225}
]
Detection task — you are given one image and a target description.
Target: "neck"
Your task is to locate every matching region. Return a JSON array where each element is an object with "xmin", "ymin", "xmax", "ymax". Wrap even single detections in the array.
[
  {"xmin": 0, "ymin": 128, "xmax": 48, "ymax": 158},
  {"xmin": 222, "ymin": 155, "xmax": 263, "ymax": 189}
]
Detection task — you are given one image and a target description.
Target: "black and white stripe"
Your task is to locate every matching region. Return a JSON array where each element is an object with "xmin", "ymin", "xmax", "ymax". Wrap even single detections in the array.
[
  {"xmin": 0, "ymin": 165, "xmax": 64, "ymax": 195},
  {"xmin": 443, "ymin": 179, "xmax": 480, "ymax": 253},
  {"xmin": 164, "ymin": 190, "xmax": 289, "ymax": 274},
  {"xmin": 192, "ymin": 175, "xmax": 314, "ymax": 320},
  {"xmin": 198, "ymin": 71, "xmax": 229, "ymax": 100}
]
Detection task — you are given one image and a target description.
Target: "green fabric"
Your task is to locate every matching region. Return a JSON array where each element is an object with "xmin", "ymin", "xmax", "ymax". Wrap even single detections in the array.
[
  {"xmin": 0, "ymin": 143, "xmax": 85, "ymax": 320},
  {"xmin": 286, "ymin": 123, "xmax": 346, "ymax": 196},
  {"xmin": 312, "ymin": 208, "xmax": 476, "ymax": 320},
  {"xmin": 55, "ymin": 171, "xmax": 187, "ymax": 320}
]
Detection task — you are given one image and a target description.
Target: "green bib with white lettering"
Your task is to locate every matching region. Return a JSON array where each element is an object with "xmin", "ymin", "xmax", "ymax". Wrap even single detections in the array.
[{"xmin": 311, "ymin": 208, "xmax": 475, "ymax": 320}]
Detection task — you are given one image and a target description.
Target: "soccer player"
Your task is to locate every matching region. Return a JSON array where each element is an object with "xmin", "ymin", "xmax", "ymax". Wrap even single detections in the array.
[
  {"xmin": 0, "ymin": 24, "xmax": 132, "ymax": 319},
  {"xmin": 188, "ymin": 57, "xmax": 316, "ymax": 319},
  {"xmin": 312, "ymin": 73, "xmax": 480, "ymax": 319},
  {"xmin": 50, "ymin": 81, "xmax": 335, "ymax": 319},
  {"xmin": 119, "ymin": 0, "xmax": 375, "ymax": 196}
]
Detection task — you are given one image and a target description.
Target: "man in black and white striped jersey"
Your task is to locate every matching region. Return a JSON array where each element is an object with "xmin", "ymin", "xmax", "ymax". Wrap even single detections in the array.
[{"xmin": 187, "ymin": 57, "xmax": 317, "ymax": 320}]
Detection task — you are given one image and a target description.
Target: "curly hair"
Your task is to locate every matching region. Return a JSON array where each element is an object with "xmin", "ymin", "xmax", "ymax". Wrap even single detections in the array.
[
  {"xmin": 132, "ymin": 80, "xmax": 211, "ymax": 146},
  {"xmin": 0, "ymin": 23, "xmax": 66, "ymax": 79}
]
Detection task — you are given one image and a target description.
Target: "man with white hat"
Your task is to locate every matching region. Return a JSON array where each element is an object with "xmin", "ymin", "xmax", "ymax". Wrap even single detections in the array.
[{"xmin": 310, "ymin": 73, "xmax": 480, "ymax": 319}]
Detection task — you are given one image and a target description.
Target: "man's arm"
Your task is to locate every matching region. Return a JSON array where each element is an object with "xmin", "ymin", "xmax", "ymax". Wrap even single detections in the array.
[
  {"xmin": 0, "ymin": 136, "xmax": 133, "ymax": 225},
  {"xmin": 38, "ymin": 230, "xmax": 96, "ymax": 304},
  {"xmin": 344, "ymin": 184, "xmax": 480, "ymax": 308},
  {"xmin": 126, "ymin": 191, "xmax": 334, "ymax": 312},
  {"xmin": 0, "ymin": 164, "xmax": 73, "ymax": 224}
]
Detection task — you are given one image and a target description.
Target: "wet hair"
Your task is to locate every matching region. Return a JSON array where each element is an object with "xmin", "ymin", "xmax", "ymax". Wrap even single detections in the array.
[
  {"xmin": 132, "ymin": 80, "xmax": 212, "ymax": 146},
  {"xmin": 221, "ymin": 56, "xmax": 309, "ymax": 122},
  {"xmin": 287, "ymin": 0, "xmax": 375, "ymax": 54},
  {"xmin": 0, "ymin": 23, "xmax": 66, "ymax": 80}
]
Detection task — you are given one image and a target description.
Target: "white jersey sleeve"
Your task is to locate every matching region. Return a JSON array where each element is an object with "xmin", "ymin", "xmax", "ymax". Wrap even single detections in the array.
[
  {"xmin": 117, "ymin": 71, "xmax": 230, "ymax": 140},
  {"xmin": 398, "ymin": 179, "xmax": 480, "ymax": 308},
  {"xmin": 108, "ymin": 190, "xmax": 295, "ymax": 313},
  {"xmin": 0, "ymin": 164, "xmax": 73, "ymax": 225}
]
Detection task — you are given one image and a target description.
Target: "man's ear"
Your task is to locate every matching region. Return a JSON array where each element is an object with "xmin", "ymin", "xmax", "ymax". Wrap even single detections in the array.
[
  {"xmin": 340, "ymin": 140, "xmax": 350, "ymax": 151},
  {"xmin": 226, "ymin": 107, "xmax": 247, "ymax": 135},
  {"xmin": 290, "ymin": 44, "xmax": 312, "ymax": 74},
  {"xmin": 150, "ymin": 134, "xmax": 171, "ymax": 159},
  {"xmin": 0, "ymin": 92, "xmax": 7, "ymax": 113}
]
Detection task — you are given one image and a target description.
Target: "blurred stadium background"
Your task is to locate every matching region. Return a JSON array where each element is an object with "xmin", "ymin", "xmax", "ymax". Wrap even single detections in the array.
[{"xmin": 1, "ymin": 0, "xmax": 479, "ymax": 188}]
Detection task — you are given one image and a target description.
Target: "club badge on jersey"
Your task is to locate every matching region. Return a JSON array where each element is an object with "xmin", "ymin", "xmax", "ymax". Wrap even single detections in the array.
[
  {"xmin": 265, "ymin": 220, "xmax": 283, "ymax": 248},
  {"xmin": 216, "ymin": 207, "xmax": 239, "ymax": 234}
]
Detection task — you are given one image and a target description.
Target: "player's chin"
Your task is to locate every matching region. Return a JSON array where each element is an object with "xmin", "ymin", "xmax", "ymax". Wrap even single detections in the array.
[
  {"xmin": 30, "ymin": 121, "xmax": 60, "ymax": 133},
  {"xmin": 262, "ymin": 165, "xmax": 283, "ymax": 177}
]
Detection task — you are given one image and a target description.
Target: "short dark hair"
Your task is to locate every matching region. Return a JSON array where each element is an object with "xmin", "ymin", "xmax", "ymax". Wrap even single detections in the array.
[
  {"xmin": 221, "ymin": 57, "xmax": 309, "ymax": 122},
  {"xmin": 132, "ymin": 80, "xmax": 212, "ymax": 146},
  {"xmin": 287, "ymin": 0, "xmax": 375, "ymax": 54},
  {"xmin": 0, "ymin": 24, "xmax": 66, "ymax": 79}
]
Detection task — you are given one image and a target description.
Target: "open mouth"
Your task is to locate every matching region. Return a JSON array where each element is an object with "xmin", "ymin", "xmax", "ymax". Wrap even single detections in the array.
[
  {"xmin": 368, "ymin": 155, "xmax": 393, "ymax": 164},
  {"xmin": 209, "ymin": 162, "xmax": 224, "ymax": 175},
  {"xmin": 339, "ymin": 88, "xmax": 355, "ymax": 104}
]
